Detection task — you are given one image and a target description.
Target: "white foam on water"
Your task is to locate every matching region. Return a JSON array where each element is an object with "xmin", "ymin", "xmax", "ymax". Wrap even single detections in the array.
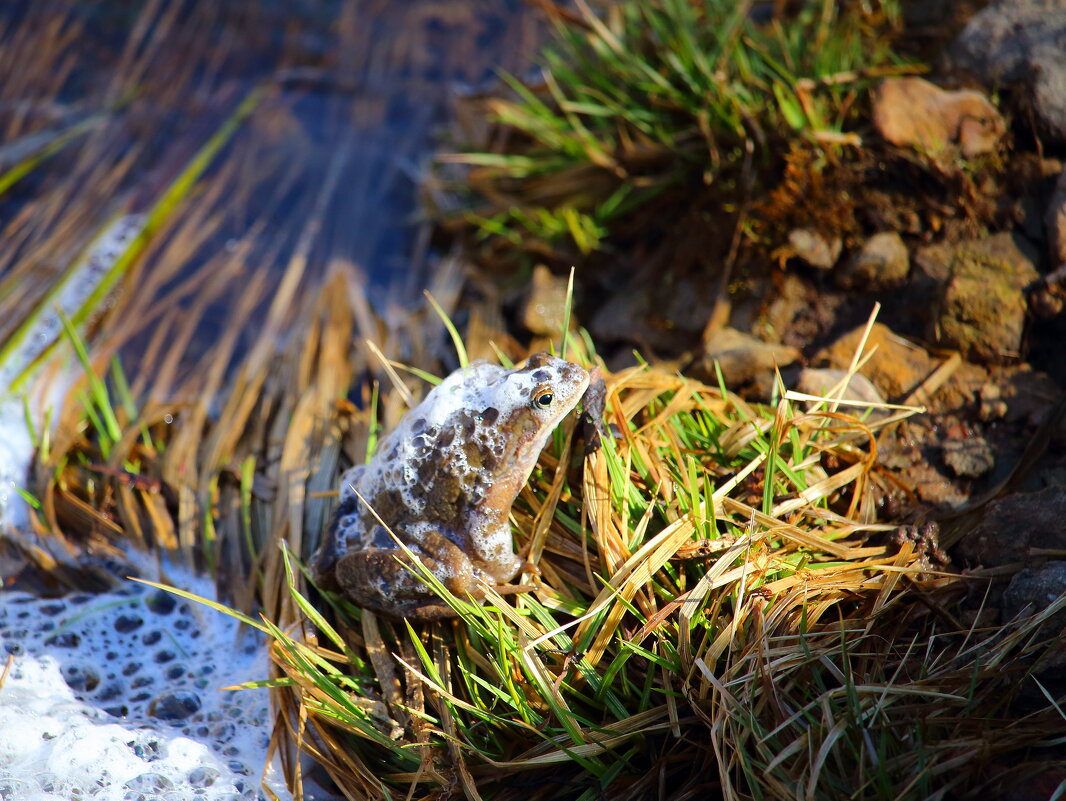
[
  {"xmin": 0, "ymin": 552, "xmax": 289, "ymax": 801},
  {"xmin": 0, "ymin": 213, "xmax": 146, "ymax": 532}
]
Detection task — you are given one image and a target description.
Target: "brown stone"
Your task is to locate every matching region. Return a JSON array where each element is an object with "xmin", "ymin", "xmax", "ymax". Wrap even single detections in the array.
[
  {"xmin": 815, "ymin": 322, "xmax": 937, "ymax": 400},
  {"xmin": 872, "ymin": 77, "xmax": 1005, "ymax": 158},
  {"xmin": 934, "ymin": 234, "xmax": 1040, "ymax": 364},
  {"xmin": 699, "ymin": 327, "xmax": 800, "ymax": 391}
]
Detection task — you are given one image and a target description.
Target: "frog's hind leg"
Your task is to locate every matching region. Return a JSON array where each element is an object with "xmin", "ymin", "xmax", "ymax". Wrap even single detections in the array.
[{"xmin": 333, "ymin": 544, "xmax": 482, "ymax": 619}]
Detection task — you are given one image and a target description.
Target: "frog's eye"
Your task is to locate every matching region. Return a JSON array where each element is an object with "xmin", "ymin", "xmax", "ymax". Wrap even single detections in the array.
[{"xmin": 532, "ymin": 390, "xmax": 554, "ymax": 409}]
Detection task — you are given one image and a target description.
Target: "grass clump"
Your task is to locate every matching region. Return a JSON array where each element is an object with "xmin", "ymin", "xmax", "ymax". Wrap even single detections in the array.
[
  {"xmin": 251, "ymin": 331, "xmax": 1062, "ymax": 800},
  {"xmin": 440, "ymin": 0, "xmax": 911, "ymax": 259},
  {"xmin": 16, "ymin": 275, "xmax": 1066, "ymax": 800}
]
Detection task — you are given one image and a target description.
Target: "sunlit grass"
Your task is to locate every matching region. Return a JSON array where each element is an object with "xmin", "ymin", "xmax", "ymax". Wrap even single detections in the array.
[
  {"xmin": 19, "ymin": 239, "xmax": 1066, "ymax": 799},
  {"xmin": 439, "ymin": 0, "xmax": 915, "ymax": 258}
]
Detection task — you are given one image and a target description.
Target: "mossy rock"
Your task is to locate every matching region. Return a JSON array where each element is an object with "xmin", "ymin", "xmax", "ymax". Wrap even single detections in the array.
[{"xmin": 935, "ymin": 233, "xmax": 1039, "ymax": 363}]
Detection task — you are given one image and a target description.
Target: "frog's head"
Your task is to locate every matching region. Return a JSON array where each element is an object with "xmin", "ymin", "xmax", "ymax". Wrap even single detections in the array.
[{"xmin": 477, "ymin": 352, "xmax": 590, "ymax": 483}]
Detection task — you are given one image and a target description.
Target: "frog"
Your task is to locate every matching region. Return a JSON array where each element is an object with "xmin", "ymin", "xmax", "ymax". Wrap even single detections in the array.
[{"xmin": 312, "ymin": 352, "xmax": 591, "ymax": 619}]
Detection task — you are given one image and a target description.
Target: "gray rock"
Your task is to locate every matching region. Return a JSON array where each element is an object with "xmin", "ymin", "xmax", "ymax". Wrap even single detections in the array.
[
  {"xmin": 952, "ymin": 0, "xmax": 1066, "ymax": 144},
  {"xmin": 1004, "ymin": 562, "xmax": 1066, "ymax": 621},
  {"xmin": 956, "ymin": 486, "xmax": 1066, "ymax": 567},
  {"xmin": 1002, "ymin": 561, "xmax": 1066, "ymax": 671},
  {"xmin": 795, "ymin": 367, "xmax": 890, "ymax": 423},
  {"xmin": 788, "ymin": 228, "xmax": 842, "ymax": 270},
  {"xmin": 942, "ymin": 437, "xmax": 995, "ymax": 478},
  {"xmin": 836, "ymin": 231, "xmax": 910, "ymax": 290},
  {"xmin": 795, "ymin": 368, "xmax": 886, "ymax": 406}
]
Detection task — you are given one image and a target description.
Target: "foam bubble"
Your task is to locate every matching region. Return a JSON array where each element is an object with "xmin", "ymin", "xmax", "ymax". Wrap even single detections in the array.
[{"xmin": 0, "ymin": 552, "xmax": 288, "ymax": 801}]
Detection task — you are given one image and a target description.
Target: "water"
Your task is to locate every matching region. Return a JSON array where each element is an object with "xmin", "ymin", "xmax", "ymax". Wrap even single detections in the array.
[{"xmin": 0, "ymin": 551, "xmax": 285, "ymax": 801}]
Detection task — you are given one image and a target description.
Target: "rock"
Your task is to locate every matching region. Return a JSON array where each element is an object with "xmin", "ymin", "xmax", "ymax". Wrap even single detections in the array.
[
  {"xmin": 699, "ymin": 327, "xmax": 800, "ymax": 390},
  {"xmin": 757, "ymin": 271, "xmax": 820, "ymax": 345},
  {"xmin": 942, "ymin": 436, "xmax": 995, "ymax": 477},
  {"xmin": 519, "ymin": 264, "xmax": 570, "ymax": 337},
  {"xmin": 934, "ymin": 233, "xmax": 1040, "ymax": 363},
  {"xmin": 1004, "ymin": 561, "xmax": 1066, "ymax": 621},
  {"xmin": 835, "ymin": 231, "xmax": 910, "ymax": 290},
  {"xmin": 912, "ymin": 240, "xmax": 957, "ymax": 284},
  {"xmin": 956, "ymin": 486, "xmax": 1066, "ymax": 567},
  {"xmin": 589, "ymin": 268, "xmax": 715, "ymax": 352},
  {"xmin": 977, "ymin": 382, "xmax": 1008, "ymax": 421},
  {"xmin": 788, "ymin": 228, "xmax": 842, "ymax": 270},
  {"xmin": 871, "ymin": 77, "xmax": 1005, "ymax": 158},
  {"xmin": 818, "ymin": 321, "xmax": 991, "ymax": 413},
  {"xmin": 1029, "ymin": 280, "xmax": 1066, "ymax": 319},
  {"xmin": 795, "ymin": 368, "xmax": 886, "ymax": 406},
  {"xmin": 1002, "ymin": 561, "xmax": 1066, "ymax": 671},
  {"xmin": 815, "ymin": 322, "xmax": 938, "ymax": 400},
  {"xmin": 951, "ymin": 0, "xmax": 1066, "ymax": 145},
  {"xmin": 1046, "ymin": 165, "xmax": 1066, "ymax": 267}
]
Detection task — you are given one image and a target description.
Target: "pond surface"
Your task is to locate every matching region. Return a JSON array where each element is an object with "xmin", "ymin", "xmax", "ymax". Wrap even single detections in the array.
[{"xmin": 0, "ymin": 0, "xmax": 543, "ymax": 315}]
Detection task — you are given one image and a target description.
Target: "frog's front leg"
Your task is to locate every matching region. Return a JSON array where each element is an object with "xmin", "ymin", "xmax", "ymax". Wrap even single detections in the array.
[{"xmin": 333, "ymin": 531, "xmax": 485, "ymax": 619}]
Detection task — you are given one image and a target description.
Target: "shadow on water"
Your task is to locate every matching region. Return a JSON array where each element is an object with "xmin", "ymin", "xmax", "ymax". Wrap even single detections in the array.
[{"xmin": 0, "ymin": 0, "xmax": 544, "ymax": 378}]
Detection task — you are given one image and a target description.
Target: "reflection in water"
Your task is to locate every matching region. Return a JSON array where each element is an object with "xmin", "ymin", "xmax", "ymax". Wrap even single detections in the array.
[
  {"xmin": 0, "ymin": 0, "xmax": 543, "ymax": 343},
  {"xmin": 0, "ymin": 0, "xmax": 545, "ymax": 547}
]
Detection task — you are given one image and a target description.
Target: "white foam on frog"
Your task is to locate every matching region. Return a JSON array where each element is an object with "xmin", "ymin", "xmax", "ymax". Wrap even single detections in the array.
[
  {"xmin": 332, "ymin": 357, "xmax": 589, "ymax": 563},
  {"xmin": 0, "ymin": 550, "xmax": 288, "ymax": 801},
  {"xmin": 356, "ymin": 361, "xmax": 548, "ymax": 516},
  {"xmin": 0, "ymin": 214, "xmax": 146, "ymax": 532}
]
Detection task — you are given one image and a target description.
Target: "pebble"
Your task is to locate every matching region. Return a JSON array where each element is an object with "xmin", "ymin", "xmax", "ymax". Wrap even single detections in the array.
[{"xmin": 835, "ymin": 231, "xmax": 910, "ymax": 290}]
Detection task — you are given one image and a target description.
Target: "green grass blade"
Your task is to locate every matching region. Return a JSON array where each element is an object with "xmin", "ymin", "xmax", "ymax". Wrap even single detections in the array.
[
  {"xmin": 58, "ymin": 308, "xmax": 122, "ymax": 445},
  {"xmin": 424, "ymin": 290, "xmax": 469, "ymax": 368}
]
